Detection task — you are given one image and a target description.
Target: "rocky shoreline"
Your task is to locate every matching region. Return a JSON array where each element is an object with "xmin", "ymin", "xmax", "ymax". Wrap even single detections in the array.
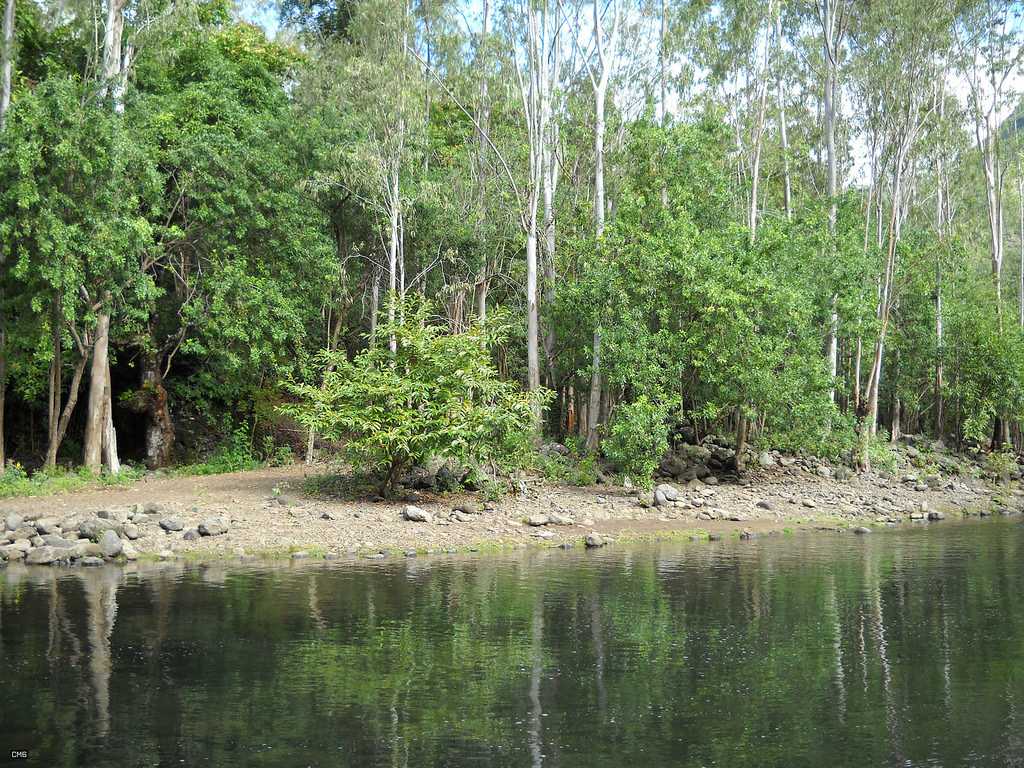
[{"xmin": 1, "ymin": 437, "xmax": 1021, "ymax": 566}]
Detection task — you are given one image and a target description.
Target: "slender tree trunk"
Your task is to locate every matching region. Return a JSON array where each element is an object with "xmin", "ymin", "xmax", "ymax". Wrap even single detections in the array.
[
  {"xmin": 853, "ymin": 335, "xmax": 862, "ymax": 413},
  {"xmin": 369, "ymin": 263, "xmax": 380, "ymax": 343},
  {"xmin": 83, "ymin": 306, "xmax": 111, "ymax": 472},
  {"xmin": 584, "ymin": 0, "xmax": 619, "ymax": 451},
  {"xmin": 0, "ymin": 0, "xmax": 14, "ymax": 467},
  {"xmin": 141, "ymin": 353, "xmax": 173, "ymax": 469},
  {"xmin": 46, "ymin": 348, "xmax": 89, "ymax": 470},
  {"xmin": 585, "ymin": 330, "xmax": 601, "ymax": 451},
  {"xmin": 774, "ymin": 8, "xmax": 792, "ymax": 220},
  {"xmin": 387, "ymin": 169, "xmax": 400, "ymax": 355},
  {"xmin": 102, "ymin": 359, "xmax": 119, "ymax": 473},
  {"xmin": 820, "ymin": 0, "xmax": 841, "ymax": 403},
  {"xmin": 0, "ymin": 0, "xmax": 14, "ymax": 129},
  {"xmin": 735, "ymin": 411, "xmax": 748, "ymax": 474}
]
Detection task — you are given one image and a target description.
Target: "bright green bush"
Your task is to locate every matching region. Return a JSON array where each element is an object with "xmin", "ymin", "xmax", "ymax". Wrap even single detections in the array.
[
  {"xmin": 285, "ymin": 299, "xmax": 546, "ymax": 496},
  {"xmin": 603, "ymin": 397, "xmax": 670, "ymax": 486}
]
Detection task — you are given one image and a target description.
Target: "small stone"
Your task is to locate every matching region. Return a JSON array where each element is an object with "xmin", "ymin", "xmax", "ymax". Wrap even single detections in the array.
[
  {"xmin": 320, "ymin": 512, "xmax": 336, "ymax": 521},
  {"xmin": 158, "ymin": 549, "xmax": 176, "ymax": 560},
  {"xmin": 526, "ymin": 514, "xmax": 550, "ymax": 527},
  {"xmin": 182, "ymin": 528, "xmax": 200, "ymax": 541},
  {"xmin": 80, "ymin": 557, "xmax": 104, "ymax": 567},
  {"xmin": 159, "ymin": 518, "xmax": 184, "ymax": 532},
  {"xmin": 4, "ymin": 513, "xmax": 23, "ymax": 532},
  {"xmin": 756, "ymin": 500, "xmax": 772, "ymax": 510},
  {"xmin": 2, "ymin": 547, "xmax": 25, "ymax": 561},
  {"xmin": 758, "ymin": 451, "xmax": 775, "ymax": 468},
  {"xmin": 98, "ymin": 530, "xmax": 123, "ymax": 558},
  {"xmin": 122, "ymin": 542, "xmax": 138, "ymax": 561},
  {"xmin": 198, "ymin": 516, "xmax": 229, "ymax": 536},
  {"xmin": 909, "ymin": 512, "xmax": 925, "ymax": 520},
  {"xmin": 704, "ymin": 476, "xmax": 719, "ymax": 486},
  {"xmin": 708, "ymin": 533, "xmax": 722, "ymax": 542},
  {"xmin": 853, "ymin": 526, "xmax": 872, "ymax": 535},
  {"xmin": 277, "ymin": 496, "xmax": 294, "ymax": 507},
  {"xmin": 405, "ymin": 550, "xmax": 418, "ymax": 557},
  {"xmin": 453, "ymin": 503, "xmax": 478, "ymax": 516},
  {"xmin": 816, "ymin": 465, "xmax": 832, "ymax": 478},
  {"xmin": 143, "ymin": 502, "xmax": 162, "ymax": 514},
  {"xmin": 584, "ymin": 533, "xmax": 607, "ymax": 548},
  {"xmin": 402, "ymin": 505, "xmax": 433, "ymax": 523},
  {"xmin": 122, "ymin": 523, "xmax": 140, "ymax": 540},
  {"xmin": 453, "ymin": 511, "xmax": 475, "ymax": 523},
  {"xmin": 739, "ymin": 529, "xmax": 755, "ymax": 540},
  {"xmin": 802, "ymin": 499, "xmax": 817, "ymax": 509},
  {"xmin": 291, "ymin": 551, "xmax": 310, "ymax": 560},
  {"xmin": 927, "ymin": 510, "xmax": 945, "ymax": 521}
]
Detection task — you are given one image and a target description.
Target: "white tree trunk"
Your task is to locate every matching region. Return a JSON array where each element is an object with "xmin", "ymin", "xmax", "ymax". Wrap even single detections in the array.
[
  {"xmin": 774, "ymin": 8, "xmax": 792, "ymax": 220},
  {"xmin": 83, "ymin": 306, "xmax": 111, "ymax": 472},
  {"xmin": 0, "ymin": 0, "xmax": 13, "ymax": 129}
]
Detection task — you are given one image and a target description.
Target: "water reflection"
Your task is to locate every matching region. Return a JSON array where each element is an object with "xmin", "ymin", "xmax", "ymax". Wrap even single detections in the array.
[{"xmin": 2, "ymin": 520, "xmax": 1023, "ymax": 767}]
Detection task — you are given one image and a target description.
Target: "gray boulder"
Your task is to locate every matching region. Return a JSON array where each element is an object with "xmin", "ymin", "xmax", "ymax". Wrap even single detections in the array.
[
  {"xmin": 97, "ymin": 508, "xmax": 130, "ymax": 524},
  {"xmin": 34, "ymin": 517, "xmax": 60, "ymax": 535},
  {"xmin": 4, "ymin": 513, "xmax": 24, "ymax": 532},
  {"xmin": 80, "ymin": 557, "xmax": 105, "ymax": 567},
  {"xmin": 758, "ymin": 451, "xmax": 775, "ymax": 468},
  {"xmin": 655, "ymin": 483, "xmax": 680, "ymax": 502},
  {"xmin": 122, "ymin": 523, "xmax": 140, "ymax": 540},
  {"xmin": 41, "ymin": 534, "xmax": 75, "ymax": 549},
  {"xmin": 79, "ymin": 518, "xmax": 121, "ymax": 542},
  {"xmin": 10, "ymin": 525, "xmax": 36, "ymax": 541},
  {"xmin": 26, "ymin": 546, "xmax": 66, "ymax": 565},
  {"xmin": 402, "ymin": 505, "xmax": 433, "ymax": 523},
  {"xmin": 584, "ymin": 533, "xmax": 607, "ymax": 548},
  {"xmin": 547, "ymin": 511, "xmax": 574, "ymax": 526},
  {"xmin": 72, "ymin": 541, "xmax": 102, "ymax": 558},
  {"xmin": 198, "ymin": 517, "xmax": 229, "ymax": 537},
  {"xmin": 159, "ymin": 517, "xmax": 184, "ymax": 532},
  {"xmin": 526, "ymin": 514, "xmax": 550, "ymax": 527},
  {"xmin": 98, "ymin": 530, "xmax": 123, "ymax": 558}
]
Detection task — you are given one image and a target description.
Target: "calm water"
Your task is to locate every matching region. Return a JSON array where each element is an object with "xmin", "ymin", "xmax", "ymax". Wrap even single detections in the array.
[{"xmin": 2, "ymin": 521, "xmax": 1023, "ymax": 768}]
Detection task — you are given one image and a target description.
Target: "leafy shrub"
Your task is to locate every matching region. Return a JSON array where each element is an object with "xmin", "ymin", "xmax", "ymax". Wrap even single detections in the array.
[
  {"xmin": 603, "ymin": 397, "xmax": 670, "ymax": 486},
  {"xmin": 985, "ymin": 449, "xmax": 1017, "ymax": 483},
  {"xmin": 864, "ymin": 433, "xmax": 899, "ymax": 475},
  {"xmin": 284, "ymin": 299, "xmax": 546, "ymax": 496}
]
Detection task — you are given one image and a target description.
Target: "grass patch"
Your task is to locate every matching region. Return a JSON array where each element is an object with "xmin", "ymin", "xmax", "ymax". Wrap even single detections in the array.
[{"xmin": 0, "ymin": 464, "xmax": 145, "ymax": 499}]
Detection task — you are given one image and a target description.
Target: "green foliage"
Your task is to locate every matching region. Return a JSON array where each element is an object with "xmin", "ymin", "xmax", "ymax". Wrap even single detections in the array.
[
  {"xmin": 285, "ymin": 299, "xmax": 546, "ymax": 495},
  {"xmin": 864, "ymin": 435, "xmax": 899, "ymax": 476},
  {"xmin": 984, "ymin": 449, "xmax": 1017, "ymax": 483},
  {"xmin": 0, "ymin": 463, "xmax": 144, "ymax": 499},
  {"xmin": 603, "ymin": 397, "xmax": 670, "ymax": 486}
]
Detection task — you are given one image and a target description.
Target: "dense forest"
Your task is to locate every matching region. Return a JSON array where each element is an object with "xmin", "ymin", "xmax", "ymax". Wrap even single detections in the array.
[{"xmin": 2, "ymin": 0, "xmax": 1024, "ymax": 486}]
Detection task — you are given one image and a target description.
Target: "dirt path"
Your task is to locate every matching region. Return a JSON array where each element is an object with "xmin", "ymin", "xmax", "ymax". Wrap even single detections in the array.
[{"xmin": 3, "ymin": 461, "xmax": 1016, "ymax": 561}]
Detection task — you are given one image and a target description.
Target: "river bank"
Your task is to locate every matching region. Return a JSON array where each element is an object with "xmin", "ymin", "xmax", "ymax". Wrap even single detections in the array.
[{"xmin": 1, "ymin": 454, "xmax": 1020, "ymax": 564}]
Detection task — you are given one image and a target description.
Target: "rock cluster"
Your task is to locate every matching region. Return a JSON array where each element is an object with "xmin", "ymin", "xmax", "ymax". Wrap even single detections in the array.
[{"xmin": 0, "ymin": 507, "xmax": 143, "ymax": 566}]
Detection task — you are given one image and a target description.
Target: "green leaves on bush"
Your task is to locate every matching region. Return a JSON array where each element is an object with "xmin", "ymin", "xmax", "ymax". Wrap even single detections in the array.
[
  {"xmin": 284, "ymin": 299, "xmax": 547, "ymax": 495},
  {"xmin": 603, "ymin": 397, "xmax": 670, "ymax": 486}
]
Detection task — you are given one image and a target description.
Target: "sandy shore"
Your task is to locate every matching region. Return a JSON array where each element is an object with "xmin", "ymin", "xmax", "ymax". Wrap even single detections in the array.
[{"xmin": 2, "ymin": 460, "xmax": 1018, "ymax": 562}]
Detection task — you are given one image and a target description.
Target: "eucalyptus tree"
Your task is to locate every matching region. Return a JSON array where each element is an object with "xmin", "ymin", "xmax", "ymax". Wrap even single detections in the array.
[
  {"xmin": 850, "ymin": 0, "xmax": 949, "ymax": 463},
  {"xmin": 954, "ymin": 0, "xmax": 1024, "ymax": 325}
]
